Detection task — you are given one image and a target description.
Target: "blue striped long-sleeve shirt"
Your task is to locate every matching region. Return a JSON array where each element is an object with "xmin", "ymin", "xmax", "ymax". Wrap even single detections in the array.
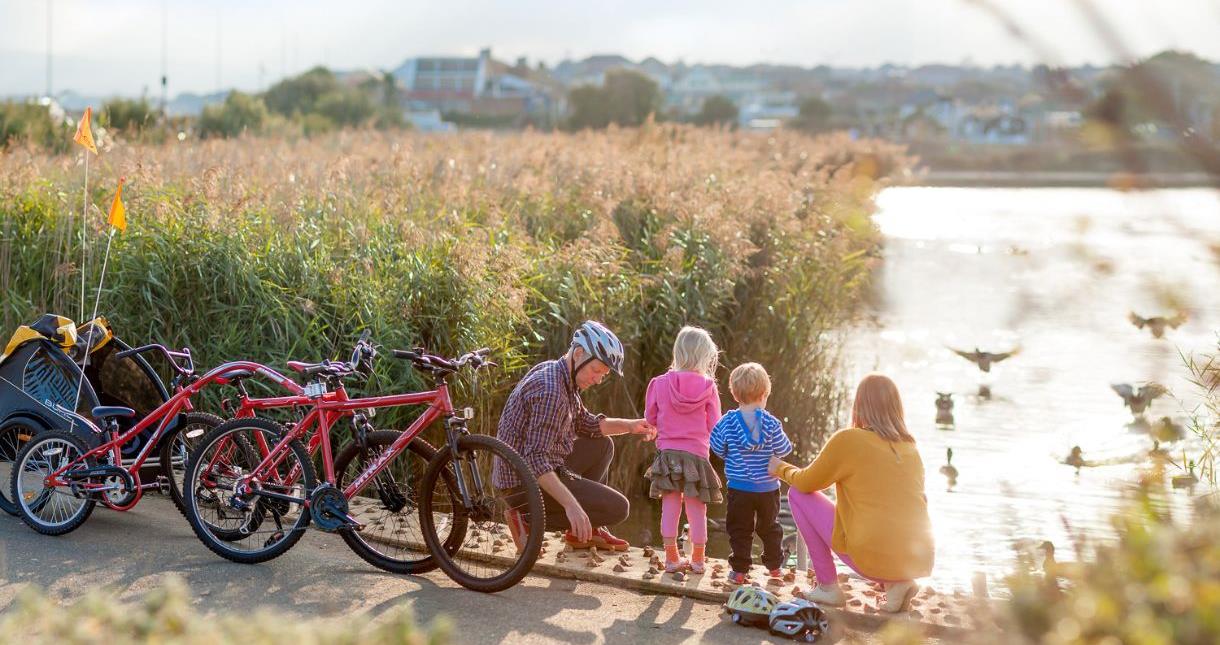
[{"xmin": 710, "ymin": 408, "xmax": 793, "ymax": 492}]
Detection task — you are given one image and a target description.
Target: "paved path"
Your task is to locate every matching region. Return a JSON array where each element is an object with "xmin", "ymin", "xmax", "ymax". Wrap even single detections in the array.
[{"xmin": 0, "ymin": 496, "xmax": 925, "ymax": 644}]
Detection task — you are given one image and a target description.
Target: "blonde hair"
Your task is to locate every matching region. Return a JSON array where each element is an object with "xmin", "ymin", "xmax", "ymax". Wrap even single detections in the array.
[
  {"xmin": 729, "ymin": 362, "xmax": 771, "ymax": 404},
  {"xmin": 671, "ymin": 326, "xmax": 719, "ymax": 377},
  {"xmin": 851, "ymin": 373, "xmax": 915, "ymax": 443}
]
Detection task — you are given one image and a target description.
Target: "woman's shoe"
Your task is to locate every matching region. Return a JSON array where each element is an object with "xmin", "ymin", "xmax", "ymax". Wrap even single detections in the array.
[
  {"xmin": 804, "ymin": 583, "xmax": 847, "ymax": 607},
  {"xmin": 690, "ymin": 559, "xmax": 705, "ymax": 574},
  {"xmin": 665, "ymin": 558, "xmax": 690, "ymax": 573},
  {"xmin": 881, "ymin": 581, "xmax": 919, "ymax": 613}
]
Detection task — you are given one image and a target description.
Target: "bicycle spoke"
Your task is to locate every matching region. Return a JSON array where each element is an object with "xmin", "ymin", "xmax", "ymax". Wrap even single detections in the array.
[
  {"xmin": 421, "ymin": 435, "xmax": 545, "ymax": 592},
  {"xmin": 185, "ymin": 420, "xmax": 314, "ymax": 562}
]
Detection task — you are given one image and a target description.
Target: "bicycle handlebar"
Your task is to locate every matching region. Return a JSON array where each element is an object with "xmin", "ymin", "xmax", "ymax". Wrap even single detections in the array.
[
  {"xmin": 391, "ymin": 347, "xmax": 494, "ymax": 375},
  {"xmin": 115, "ymin": 343, "xmax": 196, "ymax": 376}
]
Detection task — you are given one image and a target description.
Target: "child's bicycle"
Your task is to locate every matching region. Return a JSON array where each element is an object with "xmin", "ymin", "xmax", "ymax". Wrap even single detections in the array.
[
  {"xmin": 6, "ymin": 344, "xmax": 248, "ymax": 535},
  {"xmin": 182, "ymin": 333, "xmax": 546, "ymax": 593}
]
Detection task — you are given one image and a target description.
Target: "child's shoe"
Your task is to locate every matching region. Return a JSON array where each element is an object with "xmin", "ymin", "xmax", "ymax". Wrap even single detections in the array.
[
  {"xmin": 689, "ymin": 544, "xmax": 706, "ymax": 574},
  {"xmin": 726, "ymin": 570, "xmax": 750, "ymax": 586},
  {"xmin": 665, "ymin": 557, "xmax": 690, "ymax": 573},
  {"xmin": 663, "ymin": 542, "xmax": 688, "ymax": 573}
]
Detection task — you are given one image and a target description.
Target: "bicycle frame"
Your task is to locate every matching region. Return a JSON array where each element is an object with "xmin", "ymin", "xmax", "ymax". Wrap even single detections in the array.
[
  {"xmin": 42, "ymin": 361, "xmax": 300, "ymax": 509},
  {"xmin": 227, "ymin": 378, "xmax": 455, "ymax": 502}
]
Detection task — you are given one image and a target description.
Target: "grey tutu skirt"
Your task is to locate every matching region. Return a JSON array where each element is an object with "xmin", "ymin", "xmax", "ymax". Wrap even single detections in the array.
[{"xmin": 644, "ymin": 449, "xmax": 724, "ymax": 504}]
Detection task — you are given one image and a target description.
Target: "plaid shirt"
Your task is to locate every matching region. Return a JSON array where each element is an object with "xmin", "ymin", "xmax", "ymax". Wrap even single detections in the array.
[{"xmin": 493, "ymin": 358, "xmax": 605, "ymax": 489}]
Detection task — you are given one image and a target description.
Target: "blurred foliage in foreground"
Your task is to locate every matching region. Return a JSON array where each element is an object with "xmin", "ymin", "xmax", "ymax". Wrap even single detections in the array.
[{"xmin": 0, "ymin": 577, "xmax": 448, "ymax": 645}]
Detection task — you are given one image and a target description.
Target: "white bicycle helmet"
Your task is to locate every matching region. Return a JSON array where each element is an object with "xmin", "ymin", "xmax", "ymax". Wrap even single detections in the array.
[
  {"xmin": 768, "ymin": 598, "xmax": 831, "ymax": 642},
  {"xmin": 571, "ymin": 320, "xmax": 624, "ymax": 376},
  {"xmin": 724, "ymin": 585, "xmax": 781, "ymax": 628}
]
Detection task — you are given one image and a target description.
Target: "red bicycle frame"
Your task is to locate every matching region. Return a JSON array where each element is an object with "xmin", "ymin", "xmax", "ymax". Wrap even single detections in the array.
[
  {"xmin": 228, "ymin": 375, "xmax": 456, "ymax": 501},
  {"xmin": 43, "ymin": 360, "xmax": 301, "ymax": 510}
]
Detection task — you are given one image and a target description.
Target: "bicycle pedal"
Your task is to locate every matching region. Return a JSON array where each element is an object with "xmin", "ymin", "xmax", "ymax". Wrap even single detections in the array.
[
  {"xmin": 264, "ymin": 530, "xmax": 285, "ymax": 548},
  {"xmin": 342, "ymin": 514, "xmax": 366, "ymax": 532},
  {"xmin": 154, "ymin": 475, "xmax": 170, "ymax": 494}
]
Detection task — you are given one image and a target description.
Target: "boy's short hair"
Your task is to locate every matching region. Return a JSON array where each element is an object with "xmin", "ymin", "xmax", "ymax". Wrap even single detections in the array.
[{"xmin": 729, "ymin": 362, "xmax": 771, "ymax": 403}]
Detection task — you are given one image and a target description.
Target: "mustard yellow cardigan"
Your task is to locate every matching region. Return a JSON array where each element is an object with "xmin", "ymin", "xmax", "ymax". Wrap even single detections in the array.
[{"xmin": 775, "ymin": 428, "xmax": 934, "ymax": 581}]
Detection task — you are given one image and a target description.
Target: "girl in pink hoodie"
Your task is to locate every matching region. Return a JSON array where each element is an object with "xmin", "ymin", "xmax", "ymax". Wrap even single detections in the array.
[{"xmin": 644, "ymin": 326, "xmax": 725, "ymax": 573}]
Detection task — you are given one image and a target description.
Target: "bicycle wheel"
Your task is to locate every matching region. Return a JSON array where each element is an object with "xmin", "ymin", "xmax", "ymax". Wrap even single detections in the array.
[
  {"xmin": 183, "ymin": 417, "xmax": 315, "ymax": 564},
  {"xmin": 159, "ymin": 412, "xmax": 224, "ymax": 516},
  {"xmin": 419, "ymin": 434, "xmax": 545, "ymax": 593},
  {"xmin": 10, "ymin": 430, "xmax": 96, "ymax": 535},
  {"xmin": 0, "ymin": 420, "xmax": 40, "ymax": 516},
  {"xmin": 334, "ymin": 431, "xmax": 466, "ymax": 574}
]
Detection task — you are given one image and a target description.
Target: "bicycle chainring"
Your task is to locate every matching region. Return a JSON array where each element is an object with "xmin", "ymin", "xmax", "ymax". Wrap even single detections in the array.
[
  {"xmin": 309, "ymin": 484, "xmax": 350, "ymax": 532},
  {"xmin": 102, "ymin": 473, "xmax": 138, "ymax": 507}
]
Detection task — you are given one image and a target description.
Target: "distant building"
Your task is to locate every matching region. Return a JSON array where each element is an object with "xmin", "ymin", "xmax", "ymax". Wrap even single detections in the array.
[
  {"xmin": 738, "ymin": 91, "xmax": 799, "ymax": 130},
  {"xmin": 392, "ymin": 49, "xmax": 491, "ymax": 113},
  {"xmin": 391, "ymin": 48, "xmax": 561, "ymax": 125}
]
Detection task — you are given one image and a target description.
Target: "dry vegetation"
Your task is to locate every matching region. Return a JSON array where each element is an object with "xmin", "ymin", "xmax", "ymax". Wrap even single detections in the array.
[{"xmin": 0, "ymin": 124, "xmax": 906, "ymax": 494}]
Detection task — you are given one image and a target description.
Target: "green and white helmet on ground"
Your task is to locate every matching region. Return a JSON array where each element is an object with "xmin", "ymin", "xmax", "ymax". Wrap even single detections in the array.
[
  {"xmin": 724, "ymin": 585, "xmax": 781, "ymax": 627},
  {"xmin": 571, "ymin": 320, "xmax": 624, "ymax": 376},
  {"xmin": 769, "ymin": 598, "xmax": 831, "ymax": 642}
]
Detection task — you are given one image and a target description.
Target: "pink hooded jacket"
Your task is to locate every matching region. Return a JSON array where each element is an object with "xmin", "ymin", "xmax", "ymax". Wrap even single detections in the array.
[{"xmin": 645, "ymin": 370, "xmax": 722, "ymax": 459}]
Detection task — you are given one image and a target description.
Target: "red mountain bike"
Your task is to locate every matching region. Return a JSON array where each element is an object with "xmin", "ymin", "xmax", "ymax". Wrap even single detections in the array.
[
  {"xmin": 6, "ymin": 344, "xmax": 267, "ymax": 535},
  {"xmin": 181, "ymin": 333, "xmax": 545, "ymax": 593}
]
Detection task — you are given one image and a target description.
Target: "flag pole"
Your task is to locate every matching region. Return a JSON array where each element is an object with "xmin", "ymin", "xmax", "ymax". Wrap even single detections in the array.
[
  {"xmin": 72, "ymin": 226, "xmax": 114, "ymax": 414},
  {"xmin": 80, "ymin": 151, "xmax": 88, "ymax": 322},
  {"xmin": 72, "ymin": 176, "xmax": 123, "ymax": 416}
]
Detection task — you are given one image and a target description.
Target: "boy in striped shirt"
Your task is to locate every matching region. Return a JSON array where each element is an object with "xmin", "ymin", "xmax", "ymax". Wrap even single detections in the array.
[{"xmin": 710, "ymin": 362, "xmax": 794, "ymax": 585}]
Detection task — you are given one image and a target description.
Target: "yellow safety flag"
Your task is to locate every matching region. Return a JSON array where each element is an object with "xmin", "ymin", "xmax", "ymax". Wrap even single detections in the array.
[
  {"xmin": 108, "ymin": 178, "xmax": 126, "ymax": 232},
  {"xmin": 74, "ymin": 107, "xmax": 98, "ymax": 155}
]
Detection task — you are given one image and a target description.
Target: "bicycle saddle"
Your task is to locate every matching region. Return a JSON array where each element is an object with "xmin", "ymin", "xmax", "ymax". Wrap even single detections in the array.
[{"xmin": 92, "ymin": 406, "xmax": 136, "ymax": 420}]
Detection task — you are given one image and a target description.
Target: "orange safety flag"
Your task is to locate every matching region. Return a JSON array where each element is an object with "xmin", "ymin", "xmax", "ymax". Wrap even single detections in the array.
[
  {"xmin": 73, "ymin": 107, "xmax": 98, "ymax": 155},
  {"xmin": 108, "ymin": 178, "xmax": 126, "ymax": 232}
]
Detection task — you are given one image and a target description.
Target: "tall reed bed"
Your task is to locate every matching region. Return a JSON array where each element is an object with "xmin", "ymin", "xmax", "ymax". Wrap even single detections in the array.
[{"xmin": 0, "ymin": 125, "xmax": 905, "ymax": 495}]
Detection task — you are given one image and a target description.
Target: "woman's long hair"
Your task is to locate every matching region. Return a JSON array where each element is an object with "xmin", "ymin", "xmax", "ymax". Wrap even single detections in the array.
[{"xmin": 850, "ymin": 373, "xmax": 916, "ymax": 443}]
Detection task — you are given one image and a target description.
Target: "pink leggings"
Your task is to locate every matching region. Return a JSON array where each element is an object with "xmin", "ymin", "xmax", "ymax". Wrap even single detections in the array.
[
  {"xmin": 660, "ymin": 492, "xmax": 707, "ymax": 544},
  {"xmin": 787, "ymin": 489, "xmax": 896, "ymax": 585}
]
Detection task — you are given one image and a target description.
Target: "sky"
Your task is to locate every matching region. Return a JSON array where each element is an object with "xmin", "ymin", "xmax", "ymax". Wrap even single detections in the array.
[{"xmin": 2, "ymin": 0, "xmax": 1219, "ymax": 98}]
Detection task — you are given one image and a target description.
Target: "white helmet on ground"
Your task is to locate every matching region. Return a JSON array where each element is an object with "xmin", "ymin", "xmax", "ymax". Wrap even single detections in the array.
[
  {"xmin": 768, "ymin": 598, "xmax": 831, "ymax": 642},
  {"xmin": 571, "ymin": 320, "xmax": 624, "ymax": 376}
]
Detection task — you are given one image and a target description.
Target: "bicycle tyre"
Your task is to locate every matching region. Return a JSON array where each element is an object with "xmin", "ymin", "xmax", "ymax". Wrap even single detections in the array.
[
  {"xmin": 419, "ymin": 434, "xmax": 544, "ymax": 593},
  {"xmin": 334, "ymin": 431, "xmax": 466, "ymax": 574},
  {"xmin": 10, "ymin": 430, "xmax": 96, "ymax": 536},
  {"xmin": 0, "ymin": 420, "xmax": 41, "ymax": 516},
  {"xmin": 183, "ymin": 417, "xmax": 315, "ymax": 564},
  {"xmin": 160, "ymin": 412, "xmax": 224, "ymax": 516}
]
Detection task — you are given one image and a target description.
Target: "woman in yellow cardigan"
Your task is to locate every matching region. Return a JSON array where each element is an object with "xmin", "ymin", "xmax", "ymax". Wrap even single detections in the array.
[{"xmin": 768, "ymin": 373, "xmax": 934, "ymax": 613}]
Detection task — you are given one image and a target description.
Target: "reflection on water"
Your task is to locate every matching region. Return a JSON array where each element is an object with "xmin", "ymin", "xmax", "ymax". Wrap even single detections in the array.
[
  {"xmin": 847, "ymin": 186, "xmax": 1220, "ymax": 594},
  {"xmin": 620, "ymin": 186, "xmax": 1220, "ymax": 594}
]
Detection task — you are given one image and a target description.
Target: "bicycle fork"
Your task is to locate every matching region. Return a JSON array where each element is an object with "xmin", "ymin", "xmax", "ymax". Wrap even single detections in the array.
[{"xmin": 444, "ymin": 415, "xmax": 488, "ymax": 520}]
